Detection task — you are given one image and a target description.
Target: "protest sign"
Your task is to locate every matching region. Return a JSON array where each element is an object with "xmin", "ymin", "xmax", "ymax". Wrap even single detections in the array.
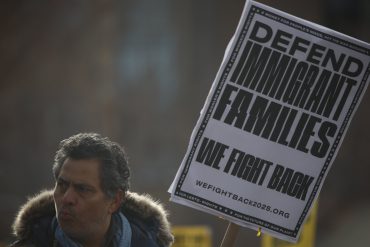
[
  {"xmin": 169, "ymin": 0, "xmax": 370, "ymax": 242},
  {"xmin": 261, "ymin": 201, "xmax": 318, "ymax": 246}
]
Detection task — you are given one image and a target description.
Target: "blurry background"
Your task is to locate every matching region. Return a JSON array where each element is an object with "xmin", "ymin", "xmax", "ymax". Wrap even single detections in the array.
[{"xmin": 0, "ymin": 0, "xmax": 369, "ymax": 246}]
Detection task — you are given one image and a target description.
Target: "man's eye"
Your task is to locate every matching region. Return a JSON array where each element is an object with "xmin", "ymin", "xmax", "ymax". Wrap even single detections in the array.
[
  {"xmin": 56, "ymin": 181, "xmax": 68, "ymax": 191},
  {"xmin": 76, "ymin": 185, "xmax": 91, "ymax": 193},
  {"xmin": 57, "ymin": 181, "xmax": 66, "ymax": 188}
]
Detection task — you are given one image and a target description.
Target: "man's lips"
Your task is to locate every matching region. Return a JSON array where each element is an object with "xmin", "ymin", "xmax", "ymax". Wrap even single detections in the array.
[{"xmin": 59, "ymin": 210, "xmax": 74, "ymax": 221}]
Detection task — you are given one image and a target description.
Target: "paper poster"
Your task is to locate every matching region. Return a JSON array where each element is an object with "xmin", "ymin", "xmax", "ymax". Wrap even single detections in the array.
[{"xmin": 169, "ymin": 0, "xmax": 370, "ymax": 242}]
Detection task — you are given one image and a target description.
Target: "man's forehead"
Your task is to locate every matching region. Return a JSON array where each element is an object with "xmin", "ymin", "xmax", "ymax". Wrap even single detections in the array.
[
  {"xmin": 59, "ymin": 158, "xmax": 102, "ymax": 187},
  {"xmin": 58, "ymin": 175, "xmax": 95, "ymax": 187}
]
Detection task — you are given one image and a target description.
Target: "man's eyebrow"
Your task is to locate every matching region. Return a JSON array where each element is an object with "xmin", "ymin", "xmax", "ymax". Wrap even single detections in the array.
[
  {"xmin": 73, "ymin": 182, "xmax": 96, "ymax": 190},
  {"xmin": 57, "ymin": 177, "xmax": 69, "ymax": 183},
  {"xmin": 57, "ymin": 177, "xmax": 95, "ymax": 190}
]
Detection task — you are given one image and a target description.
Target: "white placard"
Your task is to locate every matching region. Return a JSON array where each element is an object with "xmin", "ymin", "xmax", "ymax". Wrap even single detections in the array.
[{"xmin": 169, "ymin": 0, "xmax": 370, "ymax": 242}]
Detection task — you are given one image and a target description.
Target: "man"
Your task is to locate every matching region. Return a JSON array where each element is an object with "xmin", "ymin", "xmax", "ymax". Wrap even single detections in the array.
[{"xmin": 11, "ymin": 133, "xmax": 174, "ymax": 247}]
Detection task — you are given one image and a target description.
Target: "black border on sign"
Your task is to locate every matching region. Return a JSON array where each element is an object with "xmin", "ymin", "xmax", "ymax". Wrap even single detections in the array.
[{"xmin": 174, "ymin": 4, "xmax": 370, "ymax": 238}]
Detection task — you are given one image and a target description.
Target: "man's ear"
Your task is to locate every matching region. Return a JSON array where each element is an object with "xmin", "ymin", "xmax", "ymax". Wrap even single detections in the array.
[{"xmin": 109, "ymin": 190, "xmax": 124, "ymax": 214}]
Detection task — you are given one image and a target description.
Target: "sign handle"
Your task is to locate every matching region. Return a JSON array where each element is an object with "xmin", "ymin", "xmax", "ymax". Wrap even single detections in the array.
[{"xmin": 220, "ymin": 222, "xmax": 240, "ymax": 247}]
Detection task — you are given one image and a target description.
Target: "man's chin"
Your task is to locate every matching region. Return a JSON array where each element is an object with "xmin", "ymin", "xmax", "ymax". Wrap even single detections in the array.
[
  {"xmin": 58, "ymin": 218, "xmax": 78, "ymax": 237},
  {"xmin": 59, "ymin": 225, "xmax": 84, "ymax": 243}
]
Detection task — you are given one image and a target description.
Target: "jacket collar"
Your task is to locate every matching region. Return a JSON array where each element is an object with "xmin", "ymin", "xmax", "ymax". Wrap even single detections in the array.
[{"xmin": 12, "ymin": 190, "xmax": 174, "ymax": 247}]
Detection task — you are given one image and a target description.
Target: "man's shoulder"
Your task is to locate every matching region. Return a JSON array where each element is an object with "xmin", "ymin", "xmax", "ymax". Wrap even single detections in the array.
[
  {"xmin": 121, "ymin": 192, "xmax": 174, "ymax": 247},
  {"xmin": 11, "ymin": 190, "xmax": 174, "ymax": 247},
  {"xmin": 11, "ymin": 216, "xmax": 55, "ymax": 247},
  {"xmin": 11, "ymin": 191, "xmax": 56, "ymax": 247}
]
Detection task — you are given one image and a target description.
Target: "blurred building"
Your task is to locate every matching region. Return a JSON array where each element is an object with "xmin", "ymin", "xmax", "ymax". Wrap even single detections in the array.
[{"xmin": 0, "ymin": 0, "xmax": 369, "ymax": 246}]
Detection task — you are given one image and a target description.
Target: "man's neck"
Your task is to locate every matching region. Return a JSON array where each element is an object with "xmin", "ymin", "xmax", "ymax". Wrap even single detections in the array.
[
  {"xmin": 82, "ymin": 241, "xmax": 105, "ymax": 247},
  {"xmin": 79, "ymin": 234, "xmax": 107, "ymax": 247},
  {"xmin": 79, "ymin": 219, "xmax": 112, "ymax": 247}
]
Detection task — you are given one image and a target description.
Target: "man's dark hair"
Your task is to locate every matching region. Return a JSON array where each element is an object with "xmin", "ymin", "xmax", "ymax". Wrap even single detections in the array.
[{"xmin": 53, "ymin": 133, "xmax": 130, "ymax": 198}]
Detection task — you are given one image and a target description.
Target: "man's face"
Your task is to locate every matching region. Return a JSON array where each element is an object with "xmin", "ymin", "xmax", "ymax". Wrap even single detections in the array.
[{"xmin": 53, "ymin": 158, "xmax": 117, "ymax": 243}]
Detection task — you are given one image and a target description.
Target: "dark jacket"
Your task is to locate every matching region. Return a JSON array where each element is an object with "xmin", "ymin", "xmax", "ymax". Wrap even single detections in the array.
[{"xmin": 11, "ymin": 190, "xmax": 174, "ymax": 247}]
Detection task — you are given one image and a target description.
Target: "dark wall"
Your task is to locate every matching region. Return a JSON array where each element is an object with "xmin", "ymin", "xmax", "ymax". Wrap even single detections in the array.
[{"xmin": 1, "ymin": 0, "xmax": 369, "ymax": 246}]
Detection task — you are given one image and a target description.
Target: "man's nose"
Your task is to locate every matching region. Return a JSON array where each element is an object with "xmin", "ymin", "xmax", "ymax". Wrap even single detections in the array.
[{"xmin": 62, "ymin": 186, "xmax": 77, "ymax": 205}]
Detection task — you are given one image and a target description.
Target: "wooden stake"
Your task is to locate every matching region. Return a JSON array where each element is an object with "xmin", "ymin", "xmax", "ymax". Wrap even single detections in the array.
[{"xmin": 220, "ymin": 222, "xmax": 240, "ymax": 247}]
